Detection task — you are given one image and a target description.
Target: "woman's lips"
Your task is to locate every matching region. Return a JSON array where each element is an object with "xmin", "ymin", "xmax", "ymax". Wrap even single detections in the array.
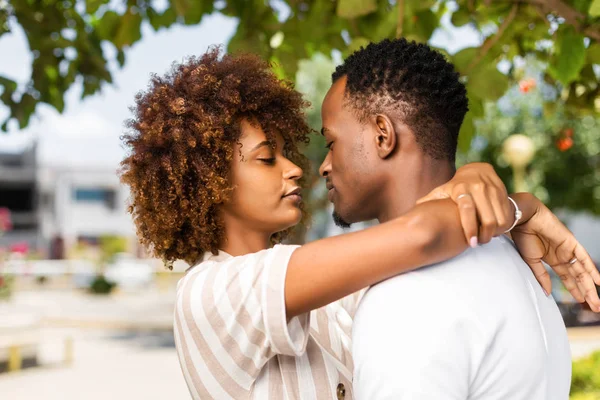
[{"xmin": 283, "ymin": 193, "xmax": 302, "ymax": 204}]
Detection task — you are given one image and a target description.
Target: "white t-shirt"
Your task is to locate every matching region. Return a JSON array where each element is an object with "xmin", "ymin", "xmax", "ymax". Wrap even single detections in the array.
[{"xmin": 352, "ymin": 236, "xmax": 571, "ymax": 400}]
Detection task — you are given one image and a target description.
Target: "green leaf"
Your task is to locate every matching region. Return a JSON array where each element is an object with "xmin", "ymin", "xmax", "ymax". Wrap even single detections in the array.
[
  {"xmin": 412, "ymin": 9, "xmax": 439, "ymax": 42},
  {"xmin": 589, "ymin": 0, "xmax": 600, "ymax": 16},
  {"xmin": 172, "ymin": 0, "xmax": 192, "ymax": 16},
  {"xmin": 147, "ymin": 7, "xmax": 177, "ymax": 31},
  {"xmin": 588, "ymin": 43, "xmax": 600, "ymax": 64},
  {"xmin": 468, "ymin": 95, "xmax": 484, "ymax": 118},
  {"xmin": 451, "ymin": 7, "xmax": 471, "ymax": 27},
  {"xmin": 0, "ymin": 76, "xmax": 17, "ymax": 93},
  {"xmin": 551, "ymin": 29, "xmax": 586, "ymax": 85},
  {"xmin": 357, "ymin": 4, "xmax": 397, "ymax": 42},
  {"xmin": 86, "ymin": 0, "xmax": 109, "ymax": 14},
  {"xmin": 116, "ymin": 50, "xmax": 125, "ymax": 67},
  {"xmin": 467, "ymin": 63, "xmax": 509, "ymax": 101},
  {"xmin": 337, "ymin": 0, "xmax": 377, "ymax": 19},
  {"xmin": 343, "ymin": 37, "xmax": 370, "ymax": 58},
  {"xmin": 95, "ymin": 10, "xmax": 120, "ymax": 40},
  {"xmin": 183, "ymin": 1, "xmax": 207, "ymax": 25},
  {"xmin": 407, "ymin": 0, "xmax": 437, "ymax": 11},
  {"xmin": 458, "ymin": 111, "xmax": 474, "ymax": 153},
  {"xmin": 452, "ymin": 47, "xmax": 478, "ymax": 74},
  {"xmin": 113, "ymin": 11, "xmax": 142, "ymax": 49}
]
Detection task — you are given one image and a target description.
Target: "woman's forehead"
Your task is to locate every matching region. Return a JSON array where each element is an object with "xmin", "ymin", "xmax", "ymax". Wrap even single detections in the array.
[{"xmin": 240, "ymin": 120, "xmax": 285, "ymax": 149}]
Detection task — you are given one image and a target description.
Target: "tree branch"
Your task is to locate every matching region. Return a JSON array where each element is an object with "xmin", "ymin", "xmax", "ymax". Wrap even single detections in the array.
[
  {"xmin": 396, "ymin": 0, "xmax": 405, "ymax": 38},
  {"xmin": 465, "ymin": 3, "xmax": 519, "ymax": 74},
  {"xmin": 498, "ymin": 0, "xmax": 600, "ymax": 42}
]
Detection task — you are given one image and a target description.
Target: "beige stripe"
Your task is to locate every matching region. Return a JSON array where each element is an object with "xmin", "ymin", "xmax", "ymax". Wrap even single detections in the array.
[
  {"xmin": 202, "ymin": 262, "xmax": 263, "ymax": 378},
  {"xmin": 224, "ymin": 259, "xmax": 271, "ymax": 357},
  {"xmin": 306, "ymin": 341, "xmax": 332, "ymax": 400},
  {"xmin": 182, "ymin": 271, "xmax": 248, "ymax": 398},
  {"xmin": 265, "ymin": 247, "xmax": 309, "ymax": 355},
  {"xmin": 315, "ymin": 309, "xmax": 332, "ymax": 352},
  {"xmin": 174, "ymin": 307, "xmax": 212, "ymax": 399},
  {"xmin": 279, "ymin": 355, "xmax": 302, "ymax": 399},
  {"xmin": 268, "ymin": 356, "xmax": 284, "ymax": 399}
]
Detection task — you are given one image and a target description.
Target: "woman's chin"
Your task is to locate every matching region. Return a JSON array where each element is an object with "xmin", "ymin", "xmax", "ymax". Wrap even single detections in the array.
[{"xmin": 276, "ymin": 209, "xmax": 302, "ymax": 232}]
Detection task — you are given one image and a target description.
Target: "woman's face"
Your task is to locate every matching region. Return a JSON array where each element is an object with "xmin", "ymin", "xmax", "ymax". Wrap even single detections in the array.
[{"xmin": 221, "ymin": 119, "xmax": 304, "ymax": 235}]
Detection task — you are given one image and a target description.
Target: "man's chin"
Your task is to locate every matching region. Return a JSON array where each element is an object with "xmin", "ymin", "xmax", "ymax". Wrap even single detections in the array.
[{"xmin": 332, "ymin": 211, "xmax": 352, "ymax": 228}]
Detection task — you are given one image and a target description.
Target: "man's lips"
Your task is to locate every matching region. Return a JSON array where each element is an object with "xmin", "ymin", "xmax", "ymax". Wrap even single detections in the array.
[{"xmin": 327, "ymin": 187, "xmax": 335, "ymax": 202}]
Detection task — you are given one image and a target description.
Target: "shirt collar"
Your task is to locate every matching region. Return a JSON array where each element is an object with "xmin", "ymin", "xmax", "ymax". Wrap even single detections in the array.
[{"xmin": 201, "ymin": 249, "xmax": 233, "ymax": 263}]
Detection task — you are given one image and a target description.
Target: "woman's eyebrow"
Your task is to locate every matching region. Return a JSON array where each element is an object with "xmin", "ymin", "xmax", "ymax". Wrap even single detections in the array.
[{"xmin": 249, "ymin": 140, "xmax": 271, "ymax": 152}]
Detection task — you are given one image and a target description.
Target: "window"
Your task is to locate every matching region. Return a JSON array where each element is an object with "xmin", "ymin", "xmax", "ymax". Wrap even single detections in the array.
[{"xmin": 73, "ymin": 188, "xmax": 117, "ymax": 210}]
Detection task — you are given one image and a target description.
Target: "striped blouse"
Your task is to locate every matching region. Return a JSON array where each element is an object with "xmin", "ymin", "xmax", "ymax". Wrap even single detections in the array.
[{"xmin": 173, "ymin": 244, "xmax": 365, "ymax": 399}]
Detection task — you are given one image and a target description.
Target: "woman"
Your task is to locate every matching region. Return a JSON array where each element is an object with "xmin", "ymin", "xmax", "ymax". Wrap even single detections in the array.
[{"xmin": 120, "ymin": 48, "xmax": 599, "ymax": 399}]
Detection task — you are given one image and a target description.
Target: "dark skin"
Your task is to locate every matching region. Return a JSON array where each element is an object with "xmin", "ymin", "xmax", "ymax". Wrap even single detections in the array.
[
  {"xmin": 219, "ymin": 117, "xmax": 600, "ymax": 320},
  {"xmin": 319, "ymin": 75, "xmax": 600, "ymax": 312}
]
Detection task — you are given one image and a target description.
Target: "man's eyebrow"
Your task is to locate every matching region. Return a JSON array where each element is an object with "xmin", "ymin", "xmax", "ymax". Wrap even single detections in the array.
[{"xmin": 249, "ymin": 140, "xmax": 271, "ymax": 152}]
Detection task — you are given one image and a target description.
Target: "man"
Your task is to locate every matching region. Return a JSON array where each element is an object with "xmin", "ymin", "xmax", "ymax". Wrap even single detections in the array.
[{"xmin": 318, "ymin": 38, "xmax": 573, "ymax": 399}]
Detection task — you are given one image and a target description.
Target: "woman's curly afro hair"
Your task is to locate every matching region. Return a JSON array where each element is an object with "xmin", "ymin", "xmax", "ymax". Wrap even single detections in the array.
[{"xmin": 119, "ymin": 47, "xmax": 311, "ymax": 268}]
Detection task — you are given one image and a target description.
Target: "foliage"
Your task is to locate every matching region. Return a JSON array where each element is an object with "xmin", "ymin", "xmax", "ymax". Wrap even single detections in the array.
[
  {"xmin": 88, "ymin": 274, "xmax": 116, "ymax": 294},
  {"xmin": 571, "ymin": 350, "xmax": 600, "ymax": 398},
  {"xmin": 458, "ymin": 63, "xmax": 600, "ymax": 215},
  {"xmin": 1, "ymin": 0, "xmax": 600, "ymax": 152},
  {"xmin": 0, "ymin": 273, "xmax": 14, "ymax": 300},
  {"xmin": 99, "ymin": 235, "xmax": 128, "ymax": 264}
]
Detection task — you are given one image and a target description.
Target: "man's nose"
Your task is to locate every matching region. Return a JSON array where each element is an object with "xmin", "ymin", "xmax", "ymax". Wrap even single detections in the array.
[{"xmin": 319, "ymin": 152, "xmax": 331, "ymax": 177}]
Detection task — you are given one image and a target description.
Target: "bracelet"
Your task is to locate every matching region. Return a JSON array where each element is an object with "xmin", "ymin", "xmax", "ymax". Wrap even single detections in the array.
[{"xmin": 504, "ymin": 197, "xmax": 522, "ymax": 233}]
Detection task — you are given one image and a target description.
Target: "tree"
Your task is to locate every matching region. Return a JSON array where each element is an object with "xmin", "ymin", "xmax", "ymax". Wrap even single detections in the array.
[
  {"xmin": 1, "ymin": 0, "xmax": 599, "ymax": 148},
  {"xmin": 459, "ymin": 59, "xmax": 600, "ymax": 215}
]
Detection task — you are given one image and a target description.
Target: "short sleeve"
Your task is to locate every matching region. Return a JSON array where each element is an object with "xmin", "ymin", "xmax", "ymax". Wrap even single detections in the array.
[{"xmin": 173, "ymin": 244, "xmax": 310, "ymax": 398}]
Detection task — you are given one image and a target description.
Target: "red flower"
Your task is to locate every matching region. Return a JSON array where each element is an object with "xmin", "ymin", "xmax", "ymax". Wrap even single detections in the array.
[
  {"xmin": 519, "ymin": 78, "xmax": 536, "ymax": 93},
  {"xmin": 564, "ymin": 128, "xmax": 574, "ymax": 137},
  {"xmin": 10, "ymin": 242, "xmax": 29, "ymax": 255},
  {"xmin": 556, "ymin": 137, "xmax": 573, "ymax": 152}
]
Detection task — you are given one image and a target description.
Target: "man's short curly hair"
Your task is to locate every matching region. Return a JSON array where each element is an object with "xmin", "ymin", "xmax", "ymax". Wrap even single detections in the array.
[
  {"xmin": 332, "ymin": 38, "xmax": 468, "ymax": 161},
  {"xmin": 119, "ymin": 47, "xmax": 311, "ymax": 267}
]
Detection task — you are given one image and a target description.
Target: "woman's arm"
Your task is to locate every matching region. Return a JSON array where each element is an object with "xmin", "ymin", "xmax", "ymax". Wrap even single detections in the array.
[
  {"xmin": 286, "ymin": 198, "xmax": 465, "ymax": 318},
  {"xmin": 510, "ymin": 193, "xmax": 600, "ymax": 312}
]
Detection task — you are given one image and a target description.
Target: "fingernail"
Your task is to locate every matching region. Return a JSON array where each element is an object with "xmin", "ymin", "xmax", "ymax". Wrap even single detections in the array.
[
  {"xmin": 543, "ymin": 289, "xmax": 550, "ymax": 297},
  {"xmin": 469, "ymin": 237, "xmax": 478, "ymax": 248}
]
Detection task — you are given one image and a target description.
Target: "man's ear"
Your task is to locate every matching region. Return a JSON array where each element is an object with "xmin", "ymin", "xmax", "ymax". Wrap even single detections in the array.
[{"xmin": 374, "ymin": 114, "xmax": 397, "ymax": 159}]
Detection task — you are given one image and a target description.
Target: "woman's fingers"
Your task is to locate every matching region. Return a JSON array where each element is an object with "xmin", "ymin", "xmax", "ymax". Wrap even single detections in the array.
[
  {"xmin": 469, "ymin": 185, "xmax": 497, "ymax": 244},
  {"xmin": 552, "ymin": 264, "xmax": 585, "ymax": 303},
  {"xmin": 525, "ymin": 259, "xmax": 553, "ymax": 296},
  {"xmin": 566, "ymin": 259, "xmax": 600, "ymax": 312},
  {"xmin": 455, "ymin": 193, "xmax": 478, "ymax": 247}
]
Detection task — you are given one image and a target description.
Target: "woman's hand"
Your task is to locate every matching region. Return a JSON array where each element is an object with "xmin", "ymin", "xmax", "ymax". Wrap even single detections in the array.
[
  {"xmin": 510, "ymin": 193, "xmax": 600, "ymax": 312},
  {"xmin": 417, "ymin": 163, "xmax": 512, "ymax": 246}
]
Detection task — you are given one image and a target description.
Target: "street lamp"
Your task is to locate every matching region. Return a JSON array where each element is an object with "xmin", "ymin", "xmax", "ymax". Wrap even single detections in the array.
[{"xmin": 502, "ymin": 134, "xmax": 536, "ymax": 193}]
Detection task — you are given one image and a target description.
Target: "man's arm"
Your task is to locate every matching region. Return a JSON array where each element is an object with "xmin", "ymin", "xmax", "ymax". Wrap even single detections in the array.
[{"xmin": 352, "ymin": 275, "xmax": 482, "ymax": 400}]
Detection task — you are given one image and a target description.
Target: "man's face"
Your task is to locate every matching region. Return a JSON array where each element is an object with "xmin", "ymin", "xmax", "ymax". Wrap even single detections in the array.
[{"xmin": 319, "ymin": 77, "xmax": 384, "ymax": 226}]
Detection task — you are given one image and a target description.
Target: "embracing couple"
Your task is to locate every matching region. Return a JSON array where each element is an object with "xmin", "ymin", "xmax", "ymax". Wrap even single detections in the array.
[{"xmin": 120, "ymin": 38, "xmax": 600, "ymax": 399}]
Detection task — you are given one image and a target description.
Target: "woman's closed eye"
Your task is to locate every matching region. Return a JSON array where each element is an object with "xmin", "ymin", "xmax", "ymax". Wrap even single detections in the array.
[{"xmin": 258, "ymin": 157, "xmax": 276, "ymax": 165}]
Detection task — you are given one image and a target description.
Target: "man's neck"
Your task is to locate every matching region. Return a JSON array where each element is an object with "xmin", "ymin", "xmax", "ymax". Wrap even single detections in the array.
[{"xmin": 377, "ymin": 159, "xmax": 455, "ymax": 223}]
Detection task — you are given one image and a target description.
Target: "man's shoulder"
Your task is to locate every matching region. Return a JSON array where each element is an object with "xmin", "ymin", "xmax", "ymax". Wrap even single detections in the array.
[{"xmin": 357, "ymin": 237, "xmax": 524, "ymax": 315}]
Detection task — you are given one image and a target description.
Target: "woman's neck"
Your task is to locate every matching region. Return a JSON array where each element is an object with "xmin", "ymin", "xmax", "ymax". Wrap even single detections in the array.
[{"xmin": 219, "ymin": 217, "xmax": 272, "ymax": 256}]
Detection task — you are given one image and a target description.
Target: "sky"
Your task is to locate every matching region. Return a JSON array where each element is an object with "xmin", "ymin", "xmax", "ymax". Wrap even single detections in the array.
[{"xmin": 0, "ymin": 7, "xmax": 480, "ymax": 170}]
